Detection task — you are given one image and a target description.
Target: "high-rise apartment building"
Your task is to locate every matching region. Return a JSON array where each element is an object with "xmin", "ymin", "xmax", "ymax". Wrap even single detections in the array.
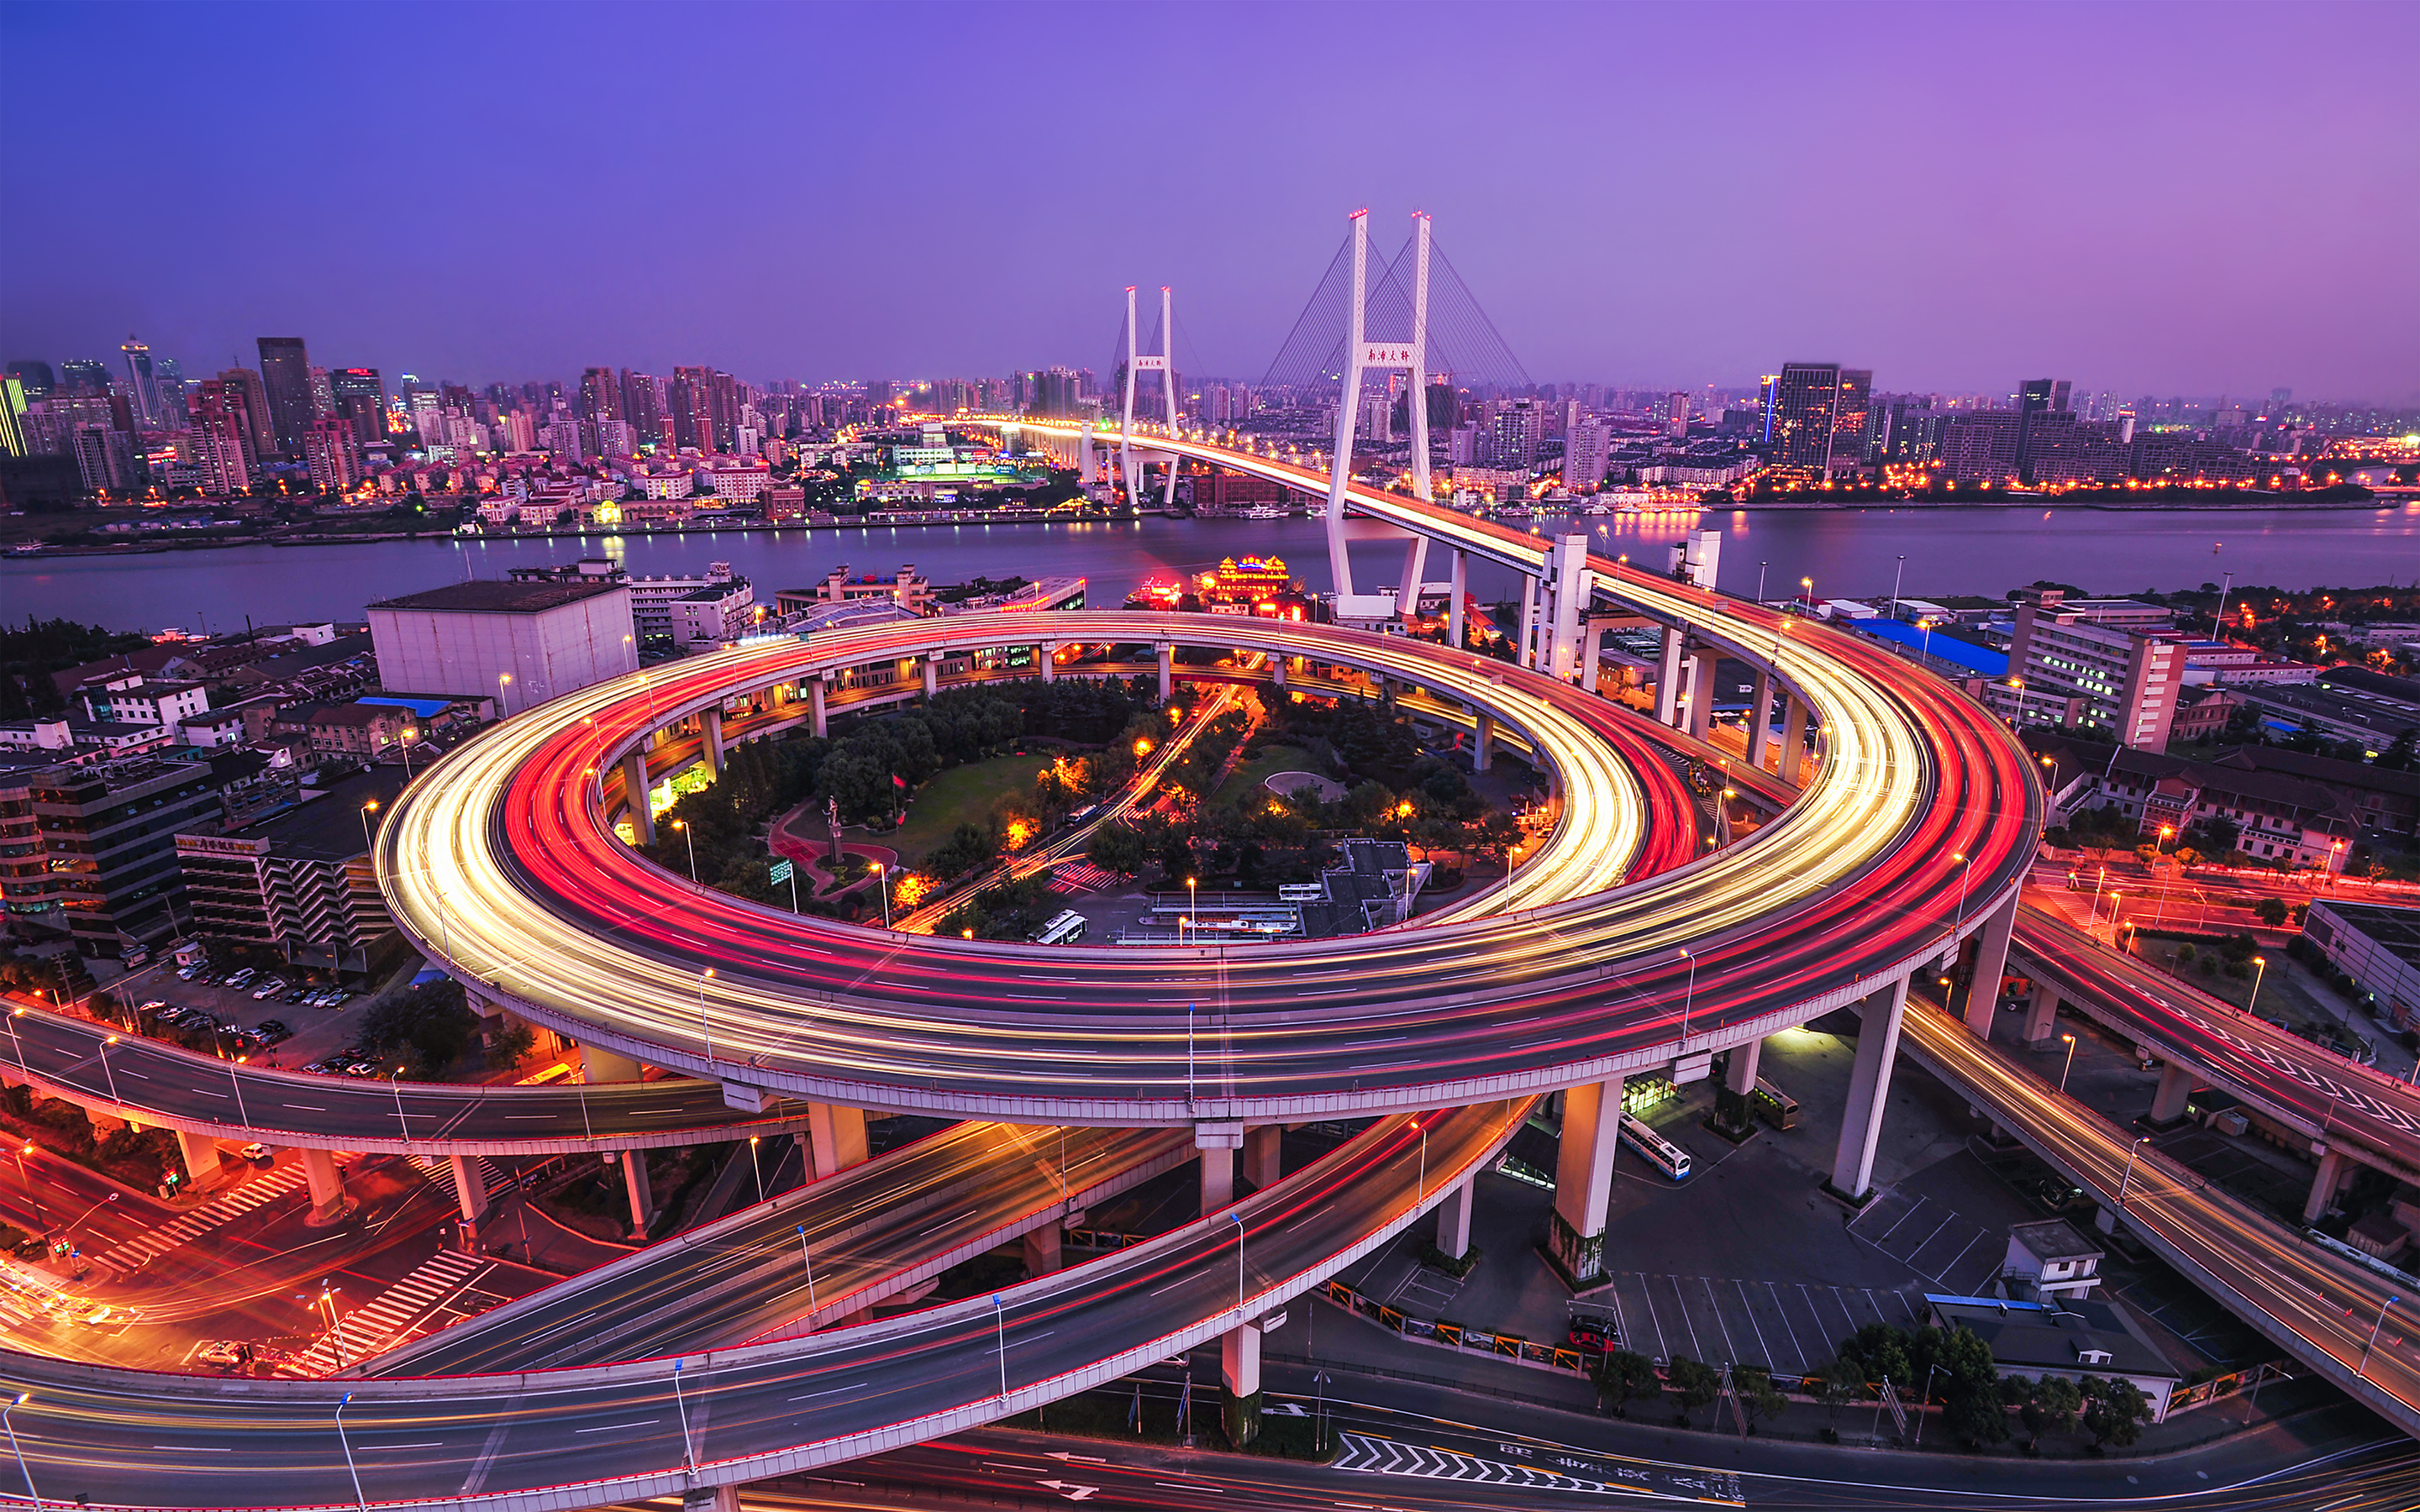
[
  {"xmin": 57, "ymin": 359, "xmax": 111, "ymax": 395},
  {"xmin": 218, "ymin": 367, "xmax": 278, "ymax": 459},
  {"xmin": 1761, "ymin": 362, "xmax": 1870, "ymax": 472},
  {"xmin": 308, "ymin": 365, "xmax": 337, "ymax": 423},
  {"xmin": 329, "ymin": 367, "xmax": 387, "ymax": 444},
  {"xmin": 5, "ymin": 361, "xmax": 56, "ymax": 402},
  {"xmin": 255, "ymin": 336, "xmax": 315, "ymax": 456},
  {"xmin": 302, "ymin": 417, "xmax": 360, "ymax": 492},
  {"xmin": 1486, "ymin": 400, "xmax": 1544, "ymax": 471},
  {"xmin": 1666, "ymin": 392, "xmax": 1689, "ymax": 439},
  {"xmin": 1564, "ymin": 415, "xmax": 1612, "ymax": 492},
  {"xmin": 188, "ymin": 380, "xmax": 256, "ymax": 495},
  {"xmin": 2005, "ymin": 601, "xmax": 2186, "ymax": 750},
  {"xmin": 2015, "ymin": 378, "xmax": 2073, "ymax": 484},
  {"xmin": 19, "ymin": 756, "xmax": 233, "ymax": 956}
]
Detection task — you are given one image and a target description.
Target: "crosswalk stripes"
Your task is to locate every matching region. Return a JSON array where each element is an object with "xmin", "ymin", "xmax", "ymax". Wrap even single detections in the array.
[
  {"xmin": 86, "ymin": 1156, "xmax": 355, "ymax": 1273},
  {"xmin": 1333, "ymin": 1432, "xmax": 1611, "ymax": 1493},
  {"xmin": 405, "ymin": 1153, "xmax": 511, "ymax": 1208},
  {"xmin": 288, "ymin": 1248, "xmax": 488, "ymax": 1375},
  {"xmin": 1048, "ymin": 861, "xmax": 1124, "ymax": 893}
]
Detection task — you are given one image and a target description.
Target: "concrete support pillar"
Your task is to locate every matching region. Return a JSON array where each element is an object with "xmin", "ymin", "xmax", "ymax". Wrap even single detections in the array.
[
  {"xmin": 621, "ymin": 749, "xmax": 655, "ymax": 844},
  {"xmin": 808, "ymin": 676, "xmax": 828, "ymax": 738},
  {"xmin": 1474, "ymin": 712, "xmax": 1495, "ymax": 773},
  {"xmin": 1401, "ymin": 534, "xmax": 1430, "ymax": 623},
  {"xmin": 1022, "ymin": 1225, "xmax": 1062, "ymax": 1276},
  {"xmin": 1749, "ymin": 667, "xmax": 1775, "ymax": 772},
  {"xmin": 1582, "ymin": 619, "xmax": 1605, "ymax": 695},
  {"xmin": 301, "ymin": 1146, "xmax": 347, "ymax": 1221},
  {"xmin": 581, "ymin": 1042, "xmax": 643, "ymax": 1084},
  {"xmin": 1221, "ymin": 1320, "xmax": 1260, "ymax": 1397},
  {"xmin": 1656, "ymin": 625, "xmax": 1685, "ymax": 725},
  {"xmin": 1965, "ymin": 890, "xmax": 2019, "ymax": 1035},
  {"xmin": 804, "ymin": 1103, "xmax": 867, "ymax": 1180},
  {"xmin": 1781, "ymin": 697, "xmax": 1808, "ymax": 782},
  {"xmin": 1685, "ymin": 652, "xmax": 1714, "ymax": 740},
  {"xmin": 621, "ymin": 1148, "xmax": 655, "ymax": 1233},
  {"xmin": 682, "ymin": 1487, "xmax": 741, "ymax": 1512},
  {"xmin": 1518, "ymin": 575, "xmax": 1539, "ymax": 669},
  {"xmin": 2151, "ymin": 1062, "xmax": 2194, "ymax": 1123},
  {"xmin": 2023, "ymin": 983, "xmax": 2061, "ymax": 1045},
  {"xmin": 1551, "ymin": 1076, "xmax": 1623, "ymax": 1281},
  {"xmin": 1040, "ymin": 643, "xmax": 1059, "ymax": 683},
  {"xmin": 2304, "ymin": 1147, "xmax": 2346, "ymax": 1224},
  {"xmin": 701, "ymin": 707, "xmax": 723, "ymax": 778},
  {"xmin": 1449, "ymin": 549, "xmax": 1467, "ymax": 649},
  {"xmin": 175, "ymin": 1127, "xmax": 223, "ymax": 1186},
  {"xmin": 1242, "ymin": 1125, "xmax": 1281, "ymax": 1191},
  {"xmin": 1434, "ymin": 1176, "xmax": 1475, "ymax": 1260},
  {"xmin": 1725, "ymin": 1037, "xmax": 1763, "ymax": 1095},
  {"xmin": 1199, "ymin": 1145, "xmax": 1235, "ymax": 1215},
  {"xmin": 449, "ymin": 1152, "xmax": 490, "ymax": 1225},
  {"xmin": 1157, "ymin": 643, "xmax": 1174, "ymax": 701},
  {"xmin": 921, "ymin": 658, "xmax": 938, "ymax": 697},
  {"xmin": 1828, "ymin": 975, "xmax": 1910, "ymax": 1204}
]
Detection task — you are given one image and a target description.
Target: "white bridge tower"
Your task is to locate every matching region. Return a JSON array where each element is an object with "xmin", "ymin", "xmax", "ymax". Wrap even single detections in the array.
[
  {"xmin": 1119, "ymin": 285, "xmax": 1182, "ymax": 510},
  {"xmin": 1323, "ymin": 210, "xmax": 1434, "ymax": 606}
]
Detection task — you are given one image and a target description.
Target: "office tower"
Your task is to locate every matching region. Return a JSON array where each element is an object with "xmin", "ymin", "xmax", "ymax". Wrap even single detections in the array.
[
  {"xmin": 58, "ymin": 359, "xmax": 111, "ymax": 395},
  {"xmin": 189, "ymin": 380, "xmax": 258, "ymax": 491},
  {"xmin": 1762, "ymin": 363, "xmax": 1855, "ymax": 469},
  {"xmin": 5, "ymin": 360, "xmax": 55, "ymax": 401},
  {"xmin": 218, "ymin": 367, "xmax": 278, "ymax": 460},
  {"xmin": 618, "ymin": 369, "xmax": 662, "ymax": 444},
  {"xmin": 1831, "ymin": 370, "xmax": 1872, "ymax": 470},
  {"xmin": 308, "ymin": 365, "xmax": 337, "ymax": 421},
  {"xmin": 2015, "ymin": 377, "xmax": 2073, "ymax": 484},
  {"xmin": 71, "ymin": 423, "xmax": 138, "ymax": 492},
  {"xmin": 1565, "ymin": 415, "xmax": 1612, "ymax": 492},
  {"xmin": 0, "ymin": 377, "xmax": 26, "ymax": 457},
  {"xmin": 255, "ymin": 336, "xmax": 315, "ymax": 456},
  {"xmin": 1666, "ymin": 392, "xmax": 1689, "ymax": 438},
  {"xmin": 119, "ymin": 338, "xmax": 163, "ymax": 428},
  {"xmin": 329, "ymin": 367, "xmax": 387, "ymax": 444},
  {"xmin": 302, "ymin": 417, "xmax": 360, "ymax": 492}
]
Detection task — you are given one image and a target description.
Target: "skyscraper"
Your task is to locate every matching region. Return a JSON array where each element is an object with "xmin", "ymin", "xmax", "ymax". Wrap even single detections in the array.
[
  {"xmin": 189, "ymin": 381, "xmax": 255, "ymax": 496},
  {"xmin": 2015, "ymin": 377, "xmax": 2073, "ymax": 484},
  {"xmin": 329, "ymin": 368, "xmax": 387, "ymax": 444},
  {"xmin": 218, "ymin": 368, "xmax": 278, "ymax": 461},
  {"xmin": 1565, "ymin": 414, "xmax": 1612, "ymax": 492},
  {"xmin": 58, "ymin": 359, "xmax": 111, "ymax": 396},
  {"xmin": 255, "ymin": 336, "xmax": 315, "ymax": 457},
  {"xmin": 3, "ymin": 360, "xmax": 55, "ymax": 402},
  {"xmin": 308, "ymin": 365, "xmax": 337, "ymax": 422},
  {"xmin": 1762, "ymin": 363, "xmax": 1869, "ymax": 474},
  {"xmin": 119, "ymin": 337, "xmax": 162, "ymax": 428},
  {"xmin": 302, "ymin": 417, "xmax": 360, "ymax": 493}
]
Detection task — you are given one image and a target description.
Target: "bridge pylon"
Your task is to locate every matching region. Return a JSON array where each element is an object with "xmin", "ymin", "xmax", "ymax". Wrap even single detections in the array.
[
  {"xmin": 1322, "ymin": 211, "xmax": 1433, "ymax": 606},
  {"xmin": 1118, "ymin": 285, "xmax": 1182, "ymax": 510}
]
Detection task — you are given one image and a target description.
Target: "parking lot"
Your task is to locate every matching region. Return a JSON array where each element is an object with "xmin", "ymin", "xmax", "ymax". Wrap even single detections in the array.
[
  {"xmin": 108, "ymin": 957, "xmax": 375, "ymax": 1077},
  {"xmin": 1587, "ymin": 1268, "xmax": 1928, "ymax": 1375}
]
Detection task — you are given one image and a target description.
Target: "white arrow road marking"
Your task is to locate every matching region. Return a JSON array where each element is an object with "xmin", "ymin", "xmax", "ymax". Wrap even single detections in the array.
[{"xmin": 1035, "ymin": 1480, "xmax": 1100, "ymax": 1501}]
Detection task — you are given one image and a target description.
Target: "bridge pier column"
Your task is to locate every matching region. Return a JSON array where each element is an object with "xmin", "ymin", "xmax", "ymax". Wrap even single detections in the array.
[
  {"xmin": 1157, "ymin": 644, "xmax": 1174, "ymax": 701},
  {"xmin": 1780, "ymin": 697, "xmax": 1807, "ymax": 781},
  {"xmin": 1221, "ymin": 1321, "xmax": 1264, "ymax": 1446},
  {"xmin": 1401, "ymin": 534, "xmax": 1430, "ymax": 625},
  {"xmin": 921, "ymin": 658, "xmax": 938, "ymax": 697},
  {"xmin": 1518, "ymin": 575, "xmax": 1539, "ymax": 669},
  {"xmin": 2151, "ymin": 1062, "xmax": 2194, "ymax": 1124},
  {"xmin": 1449, "ymin": 549, "xmax": 1467, "ymax": 649},
  {"xmin": 1434, "ymin": 1176, "xmax": 1475, "ymax": 1261},
  {"xmin": 622, "ymin": 1149, "xmax": 655, "ymax": 1235},
  {"xmin": 1041, "ymin": 642, "xmax": 1059, "ymax": 683},
  {"xmin": 1022, "ymin": 1224, "xmax": 1062, "ymax": 1276},
  {"xmin": 1549, "ymin": 1076, "xmax": 1623, "ymax": 1284},
  {"xmin": 450, "ymin": 1152, "xmax": 490, "ymax": 1225},
  {"xmin": 581, "ymin": 1042, "xmax": 643, "ymax": 1084},
  {"xmin": 2304, "ymin": 1147, "xmax": 2347, "ymax": 1224},
  {"xmin": 1827, "ymin": 974, "xmax": 1910, "ymax": 1205},
  {"xmin": 620, "ymin": 749, "xmax": 655, "ymax": 844},
  {"xmin": 1749, "ymin": 667, "xmax": 1775, "ymax": 771},
  {"xmin": 701, "ymin": 707, "xmax": 723, "ymax": 778},
  {"xmin": 1242, "ymin": 1125, "xmax": 1281, "ymax": 1191},
  {"xmin": 1965, "ymin": 891, "xmax": 2020, "ymax": 1036},
  {"xmin": 809, "ymin": 676, "xmax": 828, "ymax": 738},
  {"xmin": 1685, "ymin": 651, "xmax": 1714, "ymax": 739},
  {"xmin": 301, "ymin": 1147, "xmax": 350, "ymax": 1224},
  {"xmin": 1656, "ymin": 625, "xmax": 1684, "ymax": 725},
  {"xmin": 680, "ymin": 1486, "xmax": 741, "ymax": 1512},
  {"xmin": 2023, "ymin": 983, "xmax": 2061, "ymax": 1045},
  {"xmin": 1473, "ymin": 713, "xmax": 1494, "ymax": 773},
  {"xmin": 804, "ymin": 1104, "xmax": 867, "ymax": 1180},
  {"xmin": 1197, "ymin": 1121, "xmax": 1242, "ymax": 1215},
  {"xmin": 1716, "ymin": 1036, "xmax": 1762, "ymax": 1133},
  {"xmin": 175, "ymin": 1127, "xmax": 223, "ymax": 1186}
]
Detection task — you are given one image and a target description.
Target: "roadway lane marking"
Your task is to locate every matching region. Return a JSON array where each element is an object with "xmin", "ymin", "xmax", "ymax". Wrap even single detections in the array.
[
  {"xmin": 786, "ymin": 1383, "xmax": 867, "ymax": 1400},
  {"xmin": 281, "ymin": 1104, "xmax": 326, "ymax": 1110},
  {"xmin": 917, "ymin": 1209, "xmax": 978, "ymax": 1236},
  {"xmin": 573, "ymin": 1418, "xmax": 660, "ymax": 1433},
  {"xmin": 160, "ymin": 1446, "xmax": 232, "ymax": 1451},
  {"xmin": 364, "ymin": 1441, "xmax": 445, "ymax": 1449}
]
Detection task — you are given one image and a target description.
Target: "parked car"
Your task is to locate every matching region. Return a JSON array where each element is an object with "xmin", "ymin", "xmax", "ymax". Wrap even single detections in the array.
[
  {"xmin": 176, "ymin": 966, "xmax": 199, "ymax": 981},
  {"xmin": 192, "ymin": 1340, "xmax": 251, "ymax": 1368},
  {"xmin": 250, "ymin": 979, "xmax": 287, "ymax": 1000},
  {"xmin": 237, "ymin": 1143, "xmax": 272, "ymax": 1168},
  {"xmin": 255, "ymin": 1019, "xmax": 289, "ymax": 1038}
]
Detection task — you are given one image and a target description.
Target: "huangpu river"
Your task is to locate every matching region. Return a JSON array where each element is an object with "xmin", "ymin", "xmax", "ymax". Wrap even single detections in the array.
[{"xmin": 5, "ymin": 503, "xmax": 2416, "ymax": 635}]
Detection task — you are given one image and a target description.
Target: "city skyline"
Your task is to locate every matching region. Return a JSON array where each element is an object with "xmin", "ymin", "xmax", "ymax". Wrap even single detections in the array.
[{"xmin": 3, "ymin": 3, "xmax": 2414, "ymax": 402}]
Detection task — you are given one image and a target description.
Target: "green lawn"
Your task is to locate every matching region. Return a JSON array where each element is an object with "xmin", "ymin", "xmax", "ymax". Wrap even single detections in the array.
[
  {"xmin": 1210, "ymin": 743, "xmax": 1317, "ymax": 811},
  {"xmin": 891, "ymin": 754, "xmax": 1050, "ymax": 869}
]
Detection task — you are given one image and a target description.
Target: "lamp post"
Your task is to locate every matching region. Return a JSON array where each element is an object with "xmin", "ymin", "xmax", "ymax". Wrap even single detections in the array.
[
  {"xmin": 11, "ymin": 1145, "xmax": 47, "ymax": 1239},
  {"xmin": 748, "ymin": 1136, "xmax": 764, "ymax": 1205},
  {"xmin": 1230, "ymin": 1210, "xmax": 1246, "ymax": 1315},
  {"xmin": 796, "ymin": 1225, "xmax": 818, "ymax": 1317},
  {"xmin": 334, "ymin": 1392, "xmax": 367, "ymax": 1512},
  {"xmin": 992, "ymin": 1294, "xmax": 1009, "ymax": 1399},
  {"xmin": 1186, "ymin": 875, "xmax": 1197, "ymax": 946},
  {"xmin": 315, "ymin": 1280, "xmax": 347, "ymax": 1368},
  {"xmin": 2117, "ymin": 1134, "xmax": 2151, "ymax": 1211},
  {"xmin": 1951, "ymin": 850, "xmax": 1974, "ymax": 933},
  {"xmin": 672, "ymin": 818, "xmax": 698, "ymax": 887},
  {"xmin": 2359, "ymin": 1295, "xmax": 2399, "ymax": 1378},
  {"xmin": 6, "ymin": 1007, "xmax": 25, "ymax": 1074},
  {"xmin": 97, "ymin": 1036, "xmax": 121, "ymax": 1104},
  {"xmin": 398, "ymin": 727, "xmax": 418, "ymax": 781},
  {"xmin": 1800, "ymin": 575, "xmax": 1813, "ymax": 609},
  {"xmin": 2248, "ymin": 955, "xmax": 2269, "ymax": 1016},
  {"xmin": 358, "ymin": 800, "xmax": 379, "ymax": 858},
  {"xmin": 3, "ymin": 1392, "xmax": 40, "ymax": 1512},
  {"xmin": 2107, "ymin": 890, "xmax": 2123, "ymax": 947},
  {"xmin": 1676, "ymin": 946, "xmax": 1700, "ymax": 1041},
  {"xmin": 2059, "ymin": 1034, "xmax": 2078, "ymax": 1095},
  {"xmin": 1889, "ymin": 554, "xmax": 1905, "ymax": 622},
  {"xmin": 388, "ymin": 1064, "xmax": 409, "ymax": 1142},
  {"xmin": 2153, "ymin": 827, "xmax": 2175, "ymax": 929},
  {"xmin": 2007, "ymin": 675, "xmax": 2030, "ymax": 729},
  {"xmin": 697, "ymin": 967, "xmax": 716, "ymax": 1062},
  {"xmin": 1918, "ymin": 617, "xmax": 1934, "ymax": 663}
]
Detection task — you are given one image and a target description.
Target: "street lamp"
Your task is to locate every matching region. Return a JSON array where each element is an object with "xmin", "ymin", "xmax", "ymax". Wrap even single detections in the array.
[
  {"xmin": 671, "ymin": 818, "xmax": 698, "ymax": 886},
  {"xmin": 2153, "ymin": 827, "xmax": 2175, "ymax": 929},
  {"xmin": 1186, "ymin": 876, "xmax": 1198, "ymax": 947},
  {"xmin": 697, "ymin": 967, "xmax": 717, "ymax": 1061},
  {"xmin": 991, "ymin": 1294, "xmax": 1009, "ymax": 1399},
  {"xmin": 388, "ymin": 1064, "xmax": 409, "ymax": 1142},
  {"xmin": 10, "ymin": 1145, "xmax": 47, "ymax": 1239},
  {"xmin": 1951, "ymin": 850, "xmax": 1974, "ymax": 933},
  {"xmin": 2248, "ymin": 955, "xmax": 2268, "ymax": 1016},
  {"xmin": 358, "ymin": 800, "xmax": 379, "ymax": 857},
  {"xmin": 334, "ymin": 1391, "xmax": 367, "ymax": 1512},
  {"xmin": 4, "ymin": 1393, "xmax": 41, "ymax": 1512},
  {"xmin": 97, "ymin": 1036, "xmax": 121, "ymax": 1104},
  {"xmin": 2107, "ymin": 890, "xmax": 2123, "ymax": 946},
  {"xmin": 2059, "ymin": 1034, "xmax": 2078, "ymax": 1095},
  {"xmin": 1229, "ymin": 1210, "xmax": 1246, "ymax": 1315},
  {"xmin": 5, "ymin": 1008, "xmax": 26, "ymax": 1074},
  {"xmin": 2117, "ymin": 1134, "xmax": 2151, "ymax": 1212},
  {"xmin": 314, "ymin": 1280, "xmax": 347, "ymax": 1368},
  {"xmin": 1889, "ymin": 554, "xmax": 1905, "ymax": 622},
  {"xmin": 1677, "ymin": 947, "xmax": 1697, "ymax": 1041},
  {"xmin": 748, "ymin": 1135, "xmax": 764, "ymax": 1205},
  {"xmin": 796, "ymin": 1225, "xmax": 818, "ymax": 1318},
  {"xmin": 2360, "ymin": 1295, "xmax": 2399, "ymax": 1378}
]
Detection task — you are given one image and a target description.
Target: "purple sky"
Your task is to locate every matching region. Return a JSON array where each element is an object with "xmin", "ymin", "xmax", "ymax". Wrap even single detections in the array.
[{"xmin": 5, "ymin": 2, "xmax": 2414, "ymax": 402}]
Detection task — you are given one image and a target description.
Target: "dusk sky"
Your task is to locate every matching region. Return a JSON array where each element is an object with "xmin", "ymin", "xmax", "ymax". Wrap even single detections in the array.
[{"xmin": 6, "ymin": 1, "xmax": 2414, "ymax": 402}]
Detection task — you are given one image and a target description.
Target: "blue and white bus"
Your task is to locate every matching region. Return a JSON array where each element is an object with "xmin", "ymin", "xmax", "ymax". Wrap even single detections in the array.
[
  {"xmin": 1619, "ymin": 1114, "xmax": 1692, "ymax": 1181},
  {"xmin": 1032, "ymin": 911, "xmax": 1088, "ymax": 945}
]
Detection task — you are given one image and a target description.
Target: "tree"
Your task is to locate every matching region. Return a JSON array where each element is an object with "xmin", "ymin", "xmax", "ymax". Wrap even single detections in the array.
[
  {"xmin": 924, "ymin": 822, "xmax": 1000, "ymax": 882},
  {"xmin": 2253, "ymin": 895, "xmax": 2288, "ymax": 927},
  {"xmin": 1733, "ymin": 1364, "xmax": 1788, "ymax": 1431},
  {"xmin": 1933, "ymin": 1326, "xmax": 2010, "ymax": 1445},
  {"xmin": 1665, "ymin": 1357, "xmax": 1721, "ymax": 1425},
  {"xmin": 1086, "ymin": 822, "xmax": 1150, "ymax": 877},
  {"xmin": 1802, "ymin": 1357, "xmax": 1863, "ymax": 1434},
  {"xmin": 360, "ymin": 978, "xmax": 480, "ymax": 1075},
  {"xmin": 486, "ymin": 1021, "xmax": 536, "ymax": 1071},
  {"xmin": 1836, "ymin": 1323, "xmax": 1914, "ymax": 1394},
  {"xmin": 2012, "ymin": 1373, "xmax": 2081, "ymax": 1447},
  {"xmin": 2079, "ymin": 1375, "xmax": 2146, "ymax": 1447},
  {"xmin": 1592, "ymin": 1349, "xmax": 1658, "ymax": 1418}
]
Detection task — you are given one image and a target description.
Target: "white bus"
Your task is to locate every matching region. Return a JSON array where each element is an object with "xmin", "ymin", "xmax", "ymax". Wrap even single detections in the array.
[
  {"xmin": 1618, "ymin": 1114, "xmax": 1692, "ymax": 1181},
  {"xmin": 1276, "ymin": 883, "xmax": 1324, "ymax": 902},
  {"xmin": 1032, "ymin": 911, "xmax": 1088, "ymax": 945}
]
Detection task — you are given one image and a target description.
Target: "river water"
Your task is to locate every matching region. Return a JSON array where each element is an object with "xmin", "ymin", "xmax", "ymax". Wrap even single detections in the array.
[{"xmin": 6, "ymin": 503, "xmax": 2416, "ymax": 634}]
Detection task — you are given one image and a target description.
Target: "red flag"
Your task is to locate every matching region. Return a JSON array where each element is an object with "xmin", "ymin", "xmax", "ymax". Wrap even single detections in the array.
[{"xmin": 892, "ymin": 774, "xmax": 908, "ymax": 789}]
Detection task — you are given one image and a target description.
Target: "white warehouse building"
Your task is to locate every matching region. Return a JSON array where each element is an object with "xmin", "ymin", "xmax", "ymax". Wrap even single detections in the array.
[{"xmin": 367, "ymin": 579, "xmax": 638, "ymax": 718}]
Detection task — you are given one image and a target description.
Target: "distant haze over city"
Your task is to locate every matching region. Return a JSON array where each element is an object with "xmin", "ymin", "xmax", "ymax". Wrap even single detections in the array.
[{"xmin": 3, "ymin": 3, "xmax": 2414, "ymax": 402}]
